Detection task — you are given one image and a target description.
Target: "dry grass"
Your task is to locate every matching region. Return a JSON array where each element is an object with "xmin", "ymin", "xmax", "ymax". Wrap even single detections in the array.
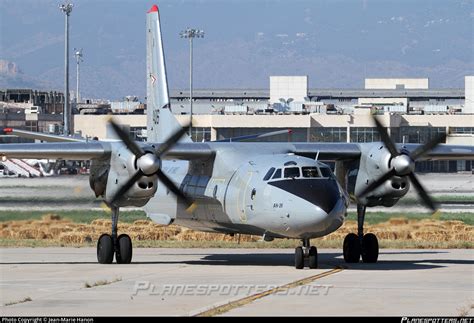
[
  {"xmin": 4, "ymin": 296, "xmax": 32, "ymax": 306},
  {"xmin": 0, "ymin": 215, "xmax": 472, "ymax": 248},
  {"xmin": 457, "ymin": 302, "xmax": 474, "ymax": 317},
  {"xmin": 84, "ymin": 277, "xmax": 122, "ymax": 288},
  {"xmin": 321, "ymin": 218, "xmax": 474, "ymax": 244}
]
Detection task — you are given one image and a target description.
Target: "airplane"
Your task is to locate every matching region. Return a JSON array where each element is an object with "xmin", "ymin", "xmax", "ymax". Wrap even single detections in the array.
[{"xmin": 0, "ymin": 4, "xmax": 473, "ymax": 269}]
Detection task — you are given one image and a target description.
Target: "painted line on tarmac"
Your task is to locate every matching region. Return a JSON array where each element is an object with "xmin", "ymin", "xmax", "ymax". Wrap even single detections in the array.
[{"xmin": 193, "ymin": 266, "xmax": 345, "ymax": 317}]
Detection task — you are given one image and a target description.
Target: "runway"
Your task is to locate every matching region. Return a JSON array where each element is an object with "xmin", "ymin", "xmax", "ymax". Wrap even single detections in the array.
[{"xmin": 1, "ymin": 248, "xmax": 473, "ymax": 316}]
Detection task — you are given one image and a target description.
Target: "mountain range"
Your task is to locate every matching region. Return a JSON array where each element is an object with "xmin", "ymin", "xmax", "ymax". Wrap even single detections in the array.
[{"xmin": 1, "ymin": 0, "xmax": 473, "ymax": 100}]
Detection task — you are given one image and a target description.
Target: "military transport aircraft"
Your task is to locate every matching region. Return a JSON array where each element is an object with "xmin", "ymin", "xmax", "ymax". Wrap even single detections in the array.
[{"xmin": 1, "ymin": 4, "xmax": 473, "ymax": 269}]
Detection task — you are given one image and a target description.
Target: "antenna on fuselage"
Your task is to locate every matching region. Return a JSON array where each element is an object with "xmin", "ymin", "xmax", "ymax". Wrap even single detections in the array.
[{"xmin": 315, "ymin": 150, "xmax": 320, "ymax": 161}]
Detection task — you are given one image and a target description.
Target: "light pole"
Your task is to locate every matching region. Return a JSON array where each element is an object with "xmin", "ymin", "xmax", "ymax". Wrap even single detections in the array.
[
  {"xmin": 74, "ymin": 48, "xmax": 83, "ymax": 104},
  {"xmin": 59, "ymin": 2, "xmax": 73, "ymax": 136},
  {"xmin": 180, "ymin": 28, "xmax": 204, "ymax": 140}
]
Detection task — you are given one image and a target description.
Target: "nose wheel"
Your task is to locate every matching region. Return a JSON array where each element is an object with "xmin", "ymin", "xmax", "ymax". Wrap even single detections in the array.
[
  {"xmin": 97, "ymin": 207, "xmax": 133, "ymax": 264},
  {"xmin": 343, "ymin": 204, "xmax": 379, "ymax": 263},
  {"xmin": 295, "ymin": 239, "xmax": 318, "ymax": 269}
]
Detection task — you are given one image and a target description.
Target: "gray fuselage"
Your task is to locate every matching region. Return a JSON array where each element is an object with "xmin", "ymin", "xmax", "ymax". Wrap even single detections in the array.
[{"xmin": 144, "ymin": 147, "xmax": 347, "ymax": 240}]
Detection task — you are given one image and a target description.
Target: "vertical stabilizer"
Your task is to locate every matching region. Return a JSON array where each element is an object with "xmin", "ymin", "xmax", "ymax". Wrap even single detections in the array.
[{"xmin": 146, "ymin": 5, "xmax": 191, "ymax": 142}]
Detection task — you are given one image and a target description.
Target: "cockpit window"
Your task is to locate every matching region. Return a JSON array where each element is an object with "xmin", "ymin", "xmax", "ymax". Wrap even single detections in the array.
[
  {"xmin": 263, "ymin": 167, "xmax": 275, "ymax": 181},
  {"xmin": 320, "ymin": 167, "xmax": 332, "ymax": 178},
  {"xmin": 284, "ymin": 167, "xmax": 300, "ymax": 179},
  {"xmin": 302, "ymin": 167, "xmax": 320, "ymax": 178},
  {"xmin": 272, "ymin": 168, "xmax": 282, "ymax": 179},
  {"xmin": 284, "ymin": 161, "xmax": 297, "ymax": 166}
]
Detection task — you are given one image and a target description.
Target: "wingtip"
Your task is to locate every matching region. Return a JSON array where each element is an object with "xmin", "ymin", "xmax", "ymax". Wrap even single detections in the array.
[{"xmin": 147, "ymin": 4, "xmax": 158, "ymax": 13}]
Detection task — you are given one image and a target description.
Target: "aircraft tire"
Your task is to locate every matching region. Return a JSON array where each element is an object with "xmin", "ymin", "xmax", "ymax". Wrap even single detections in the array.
[
  {"xmin": 361, "ymin": 233, "xmax": 379, "ymax": 263},
  {"xmin": 343, "ymin": 233, "xmax": 361, "ymax": 263},
  {"xmin": 308, "ymin": 246, "xmax": 318, "ymax": 269},
  {"xmin": 97, "ymin": 234, "xmax": 114, "ymax": 264},
  {"xmin": 295, "ymin": 247, "xmax": 304, "ymax": 269},
  {"xmin": 115, "ymin": 234, "xmax": 133, "ymax": 264}
]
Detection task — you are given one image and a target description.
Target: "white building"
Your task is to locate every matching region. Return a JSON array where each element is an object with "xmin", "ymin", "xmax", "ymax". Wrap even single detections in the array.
[
  {"xmin": 465, "ymin": 76, "xmax": 474, "ymax": 114},
  {"xmin": 270, "ymin": 76, "xmax": 308, "ymax": 104},
  {"xmin": 365, "ymin": 78, "xmax": 429, "ymax": 90}
]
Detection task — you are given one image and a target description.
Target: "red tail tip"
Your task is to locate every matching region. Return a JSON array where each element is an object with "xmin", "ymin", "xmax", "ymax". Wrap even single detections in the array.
[
  {"xmin": 3, "ymin": 128, "xmax": 13, "ymax": 133},
  {"xmin": 147, "ymin": 5, "xmax": 158, "ymax": 13}
]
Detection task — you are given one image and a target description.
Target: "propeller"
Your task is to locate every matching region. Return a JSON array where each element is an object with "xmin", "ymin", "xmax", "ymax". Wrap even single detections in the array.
[
  {"xmin": 108, "ymin": 119, "xmax": 196, "ymax": 213},
  {"xmin": 357, "ymin": 116, "xmax": 446, "ymax": 213}
]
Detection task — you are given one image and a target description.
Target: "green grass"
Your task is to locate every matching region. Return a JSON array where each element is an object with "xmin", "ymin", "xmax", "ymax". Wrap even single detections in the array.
[
  {"xmin": 398, "ymin": 195, "xmax": 474, "ymax": 205},
  {"xmin": 0, "ymin": 210, "xmax": 147, "ymax": 223},
  {"xmin": 0, "ymin": 197, "xmax": 97, "ymax": 204},
  {"xmin": 0, "ymin": 210, "xmax": 472, "ymax": 225}
]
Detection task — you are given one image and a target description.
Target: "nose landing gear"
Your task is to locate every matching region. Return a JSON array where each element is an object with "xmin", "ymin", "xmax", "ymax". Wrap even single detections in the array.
[
  {"xmin": 295, "ymin": 239, "xmax": 318, "ymax": 269},
  {"xmin": 343, "ymin": 204, "xmax": 379, "ymax": 263},
  {"xmin": 97, "ymin": 207, "xmax": 133, "ymax": 264}
]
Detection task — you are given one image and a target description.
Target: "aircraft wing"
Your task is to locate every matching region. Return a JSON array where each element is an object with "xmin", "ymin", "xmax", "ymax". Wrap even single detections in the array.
[
  {"xmin": 0, "ymin": 141, "xmax": 470, "ymax": 162},
  {"xmin": 0, "ymin": 142, "xmax": 110, "ymax": 159},
  {"xmin": 291, "ymin": 142, "xmax": 474, "ymax": 161},
  {"xmin": 398, "ymin": 143, "xmax": 474, "ymax": 160},
  {"xmin": 0, "ymin": 141, "xmax": 215, "ymax": 160},
  {"xmin": 0, "ymin": 127, "xmax": 84, "ymax": 143},
  {"xmin": 291, "ymin": 143, "xmax": 362, "ymax": 160}
]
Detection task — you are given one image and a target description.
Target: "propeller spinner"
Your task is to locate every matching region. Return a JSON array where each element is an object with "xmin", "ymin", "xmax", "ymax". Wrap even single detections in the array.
[
  {"xmin": 108, "ymin": 119, "xmax": 196, "ymax": 212},
  {"xmin": 357, "ymin": 116, "xmax": 446, "ymax": 213}
]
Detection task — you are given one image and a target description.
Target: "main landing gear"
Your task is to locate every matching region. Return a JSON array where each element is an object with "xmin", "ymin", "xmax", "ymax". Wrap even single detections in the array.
[
  {"xmin": 295, "ymin": 238, "xmax": 318, "ymax": 269},
  {"xmin": 97, "ymin": 207, "xmax": 133, "ymax": 264},
  {"xmin": 343, "ymin": 204, "xmax": 379, "ymax": 263}
]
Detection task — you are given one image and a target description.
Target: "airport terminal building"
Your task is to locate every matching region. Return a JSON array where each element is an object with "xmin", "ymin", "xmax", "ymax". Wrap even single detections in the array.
[{"xmin": 1, "ymin": 77, "xmax": 473, "ymax": 173}]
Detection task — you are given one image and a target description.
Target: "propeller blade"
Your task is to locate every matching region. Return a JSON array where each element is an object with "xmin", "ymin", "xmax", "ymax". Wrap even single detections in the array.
[
  {"xmin": 408, "ymin": 172, "xmax": 438, "ymax": 213},
  {"xmin": 156, "ymin": 169, "xmax": 196, "ymax": 212},
  {"xmin": 110, "ymin": 171, "xmax": 144, "ymax": 205},
  {"xmin": 109, "ymin": 119, "xmax": 144, "ymax": 157},
  {"xmin": 372, "ymin": 116, "xmax": 399, "ymax": 157},
  {"xmin": 410, "ymin": 132, "xmax": 447, "ymax": 161},
  {"xmin": 357, "ymin": 168, "xmax": 397, "ymax": 198},
  {"xmin": 155, "ymin": 124, "xmax": 190, "ymax": 157}
]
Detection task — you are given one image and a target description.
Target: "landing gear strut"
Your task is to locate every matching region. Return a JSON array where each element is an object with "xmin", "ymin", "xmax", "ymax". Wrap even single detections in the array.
[
  {"xmin": 97, "ymin": 207, "xmax": 133, "ymax": 264},
  {"xmin": 295, "ymin": 238, "xmax": 318, "ymax": 269},
  {"xmin": 343, "ymin": 204, "xmax": 379, "ymax": 263}
]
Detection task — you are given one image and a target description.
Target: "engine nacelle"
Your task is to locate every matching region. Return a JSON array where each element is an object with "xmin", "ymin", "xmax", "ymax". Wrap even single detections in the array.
[
  {"xmin": 102, "ymin": 144, "xmax": 158, "ymax": 207},
  {"xmin": 354, "ymin": 143, "xmax": 410, "ymax": 207}
]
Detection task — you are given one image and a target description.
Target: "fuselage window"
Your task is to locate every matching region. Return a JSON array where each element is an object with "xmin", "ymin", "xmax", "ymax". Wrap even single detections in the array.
[
  {"xmin": 320, "ymin": 167, "xmax": 333, "ymax": 178},
  {"xmin": 263, "ymin": 167, "xmax": 276, "ymax": 181},
  {"xmin": 302, "ymin": 167, "xmax": 320, "ymax": 178},
  {"xmin": 272, "ymin": 168, "xmax": 282, "ymax": 179},
  {"xmin": 284, "ymin": 167, "xmax": 300, "ymax": 179}
]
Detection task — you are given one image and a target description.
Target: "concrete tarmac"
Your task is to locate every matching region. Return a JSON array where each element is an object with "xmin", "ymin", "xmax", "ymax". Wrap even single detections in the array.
[{"xmin": 1, "ymin": 248, "xmax": 473, "ymax": 316}]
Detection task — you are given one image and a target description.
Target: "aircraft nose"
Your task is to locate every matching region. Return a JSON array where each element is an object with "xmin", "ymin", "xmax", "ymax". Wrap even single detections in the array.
[
  {"xmin": 310, "ymin": 180, "xmax": 341, "ymax": 214},
  {"xmin": 269, "ymin": 178, "xmax": 341, "ymax": 213}
]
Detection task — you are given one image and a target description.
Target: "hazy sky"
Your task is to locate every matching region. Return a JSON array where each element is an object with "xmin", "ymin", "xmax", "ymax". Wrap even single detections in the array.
[{"xmin": 1, "ymin": 0, "xmax": 473, "ymax": 99}]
